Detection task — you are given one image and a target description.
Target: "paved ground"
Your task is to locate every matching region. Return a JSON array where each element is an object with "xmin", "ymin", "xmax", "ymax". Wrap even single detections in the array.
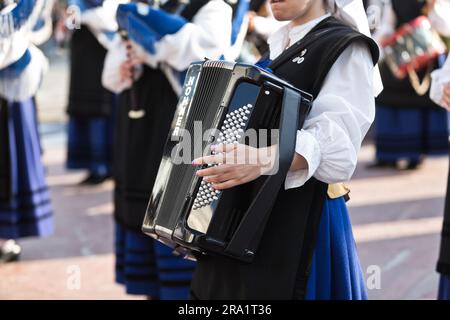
[{"xmin": 0, "ymin": 45, "xmax": 448, "ymax": 300}]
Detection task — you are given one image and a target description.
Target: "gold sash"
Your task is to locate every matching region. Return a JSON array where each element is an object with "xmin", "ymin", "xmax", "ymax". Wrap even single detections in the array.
[{"xmin": 327, "ymin": 182, "xmax": 350, "ymax": 199}]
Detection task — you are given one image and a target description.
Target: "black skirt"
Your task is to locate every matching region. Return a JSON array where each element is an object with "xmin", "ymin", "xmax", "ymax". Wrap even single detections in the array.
[
  {"xmin": 0, "ymin": 98, "xmax": 11, "ymax": 201},
  {"xmin": 67, "ymin": 26, "xmax": 114, "ymax": 118},
  {"xmin": 113, "ymin": 66, "xmax": 179, "ymax": 231},
  {"xmin": 190, "ymin": 178, "xmax": 327, "ymax": 299},
  {"xmin": 438, "ymin": 160, "xmax": 450, "ymax": 276}
]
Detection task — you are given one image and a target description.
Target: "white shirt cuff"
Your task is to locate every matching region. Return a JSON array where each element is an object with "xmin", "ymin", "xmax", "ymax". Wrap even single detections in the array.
[{"xmin": 284, "ymin": 129, "xmax": 321, "ymax": 190}]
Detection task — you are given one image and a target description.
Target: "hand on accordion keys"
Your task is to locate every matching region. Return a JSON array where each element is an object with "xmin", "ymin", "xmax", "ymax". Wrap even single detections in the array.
[{"xmin": 192, "ymin": 143, "xmax": 279, "ymax": 190}]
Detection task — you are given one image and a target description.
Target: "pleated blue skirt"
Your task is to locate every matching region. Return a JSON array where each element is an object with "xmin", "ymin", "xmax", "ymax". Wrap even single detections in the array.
[
  {"xmin": 375, "ymin": 104, "xmax": 449, "ymax": 162},
  {"xmin": 115, "ymin": 222, "xmax": 195, "ymax": 299},
  {"xmin": 0, "ymin": 98, "xmax": 53, "ymax": 239},
  {"xmin": 66, "ymin": 110, "xmax": 115, "ymax": 177},
  {"xmin": 305, "ymin": 196, "xmax": 367, "ymax": 300},
  {"xmin": 438, "ymin": 275, "xmax": 450, "ymax": 300}
]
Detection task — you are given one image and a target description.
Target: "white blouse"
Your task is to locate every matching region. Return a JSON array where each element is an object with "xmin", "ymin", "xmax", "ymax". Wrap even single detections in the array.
[
  {"xmin": 430, "ymin": 55, "xmax": 450, "ymax": 106},
  {"xmin": 267, "ymin": 14, "xmax": 376, "ymax": 190},
  {"xmin": 135, "ymin": 0, "xmax": 231, "ymax": 71},
  {"xmin": 79, "ymin": 0, "xmax": 126, "ymax": 49}
]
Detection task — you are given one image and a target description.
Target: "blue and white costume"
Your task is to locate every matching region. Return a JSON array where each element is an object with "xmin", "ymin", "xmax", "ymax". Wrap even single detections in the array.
[
  {"xmin": 102, "ymin": 0, "xmax": 246, "ymax": 299},
  {"xmin": 65, "ymin": 0, "xmax": 123, "ymax": 182},
  {"xmin": 0, "ymin": 0, "xmax": 53, "ymax": 239},
  {"xmin": 371, "ymin": 0, "xmax": 450, "ymax": 167}
]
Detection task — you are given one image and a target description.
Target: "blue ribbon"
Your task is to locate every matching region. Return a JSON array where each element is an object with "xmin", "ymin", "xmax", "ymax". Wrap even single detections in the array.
[
  {"xmin": 0, "ymin": 49, "xmax": 31, "ymax": 78},
  {"xmin": 231, "ymin": 0, "xmax": 249, "ymax": 45}
]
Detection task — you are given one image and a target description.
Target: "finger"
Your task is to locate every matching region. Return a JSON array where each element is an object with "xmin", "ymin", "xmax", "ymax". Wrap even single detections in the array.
[
  {"xmin": 192, "ymin": 153, "xmax": 226, "ymax": 165},
  {"xmin": 211, "ymin": 143, "xmax": 237, "ymax": 153},
  {"xmin": 196, "ymin": 164, "xmax": 233, "ymax": 177},
  {"xmin": 204, "ymin": 171, "xmax": 238, "ymax": 184},
  {"xmin": 444, "ymin": 101, "xmax": 450, "ymax": 112},
  {"xmin": 443, "ymin": 95, "xmax": 450, "ymax": 109},
  {"xmin": 130, "ymin": 57, "xmax": 142, "ymax": 66},
  {"xmin": 120, "ymin": 71, "xmax": 132, "ymax": 81},
  {"xmin": 211, "ymin": 179, "xmax": 243, "ymax": 190}
]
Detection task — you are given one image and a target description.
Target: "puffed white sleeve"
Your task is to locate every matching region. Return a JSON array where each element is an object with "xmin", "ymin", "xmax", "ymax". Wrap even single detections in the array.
[
  {"xmin": 101, "ymin": 34, "xmax": 132, "ymax": 93},
  {"xmin": 430, "ymin": 55, "xmax": 450, "ymax": 106},
  {"xmin": 428, "ymin": 0, "xmax": 450, "ymax": 37},
  {"xmin": 284, "ymin": 42, "xmax": 375, "ymax": 189},
  {"xmin": 0, "ymin": 45, "xmax": 48, "ymax": 102},
  {"xmin": 136, "ymin": 0, "xmax": 232, "ymax": 71},
  {"xmin": 81, "ymin": 0, "xmax": 123, "ymax": 33}
]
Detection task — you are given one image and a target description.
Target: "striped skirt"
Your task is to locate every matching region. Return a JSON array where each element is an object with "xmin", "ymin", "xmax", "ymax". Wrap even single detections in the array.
[
  {"xmin": 438, "ymin": 275, "xmax": 450, "ymax": 300},
  {"xmin": 66, "ymin": 108, "xmax": 115, "ymax": 177},
  {"xmin": 375, "ymin": 104, "xmax": 449, "ymax": 162},
  {"xmin": 0, "ymin": 98, "xmax": 53, "ymax": 239},
  {"xmin": 305, "ymin": 196, "xmax": 367, "ymax": 300},
  {"xmin": 115, "ymin": 222, "xmax": 195, "ymax": 299}
]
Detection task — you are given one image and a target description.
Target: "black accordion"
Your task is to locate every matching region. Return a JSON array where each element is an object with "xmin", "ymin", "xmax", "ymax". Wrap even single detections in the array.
[{"xmin": 142, "ymin": 60, "xmax": 312, "ymax": 262}]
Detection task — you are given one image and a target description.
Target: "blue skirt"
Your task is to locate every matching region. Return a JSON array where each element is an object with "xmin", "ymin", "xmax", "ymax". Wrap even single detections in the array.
[
  {"xmin": 305, "ymin": 196, "xmax": 367, "ymax": 300},
  {"xmin": 115, "ymin": 222, "xmax": 195, "ymax": 299},
  {"xmin": 438, "ymin": 275, "xmax": 450, "ymax": 300},
  {"xmin": 66, "ymin": 108, "xmax": 115, "ymax": 177},
  {"xmin": 0, "ymin": 98, "xmax": 53, "ymax": 239},
  {"xmin": 375, "ymin": 104, "xmax": 449, "ymax": 162}
]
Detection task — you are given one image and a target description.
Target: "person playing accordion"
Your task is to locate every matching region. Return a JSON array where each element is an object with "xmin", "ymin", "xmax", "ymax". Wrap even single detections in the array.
[{"xmin": 189, "ymin": 0, "xmax": 382, "ymax": 299}]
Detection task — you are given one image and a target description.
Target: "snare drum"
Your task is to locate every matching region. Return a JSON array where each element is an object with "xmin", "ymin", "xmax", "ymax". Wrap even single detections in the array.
[{"xmin": 382, "ymin": 16, "xmax": 447, "ymax": 79}]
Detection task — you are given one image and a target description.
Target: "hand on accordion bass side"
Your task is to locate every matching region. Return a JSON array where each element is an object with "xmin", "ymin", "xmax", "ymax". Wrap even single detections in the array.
[{"xmin": 192, "ymin": 143, "xmax": 280, "ymax": 190}]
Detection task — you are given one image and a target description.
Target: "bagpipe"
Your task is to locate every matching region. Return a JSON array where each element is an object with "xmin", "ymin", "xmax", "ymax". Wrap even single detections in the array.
[
  {"xmin": 381, "ymin": 16, "xmax": 447, "ymax": 95},
  {"xmin": 142, "ymin": 60, "xmax": 312, "ymax": 262}
]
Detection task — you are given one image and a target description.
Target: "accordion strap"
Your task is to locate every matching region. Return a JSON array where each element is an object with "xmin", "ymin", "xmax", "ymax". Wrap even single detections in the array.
[{"xmin": 224, "ymin": 87, "xmax": 302, "ymax": 259}]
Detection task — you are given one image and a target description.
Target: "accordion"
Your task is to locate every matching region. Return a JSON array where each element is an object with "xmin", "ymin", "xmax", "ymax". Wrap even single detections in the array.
[{"xmin": 142, "ymin": 60, "xmax": 312, "ymax": 262}]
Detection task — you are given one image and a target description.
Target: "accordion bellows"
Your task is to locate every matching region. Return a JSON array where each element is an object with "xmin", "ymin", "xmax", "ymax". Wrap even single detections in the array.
[{"xmin": 142, "ymin": 60, "xmax": 312, "ymax": 262}]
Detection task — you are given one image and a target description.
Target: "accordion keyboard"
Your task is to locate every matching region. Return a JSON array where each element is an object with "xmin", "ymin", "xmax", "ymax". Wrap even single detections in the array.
[{"xmin": 191, "ymin": 103, "xmax": 254, "ymax": 211}]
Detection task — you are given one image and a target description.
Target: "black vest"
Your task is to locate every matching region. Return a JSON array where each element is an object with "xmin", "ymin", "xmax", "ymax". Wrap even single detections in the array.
[
  {"xmin": 113, "ymin": 0, "xmax": 211, "ymax": 230},
  {"xmin": 190, "ymin": 17, "xmax": 379, "ymax": 299},
  {"xmin": 438, "ymin": 162, "xmax": 450, "ymax": 276},
  {"xmin": 67, "ymin": 26, "xmax": 115, "ymax": 117},
  {"xmin": 376, "ymin": 0, "xmax": 440, "ymax": 109}
]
